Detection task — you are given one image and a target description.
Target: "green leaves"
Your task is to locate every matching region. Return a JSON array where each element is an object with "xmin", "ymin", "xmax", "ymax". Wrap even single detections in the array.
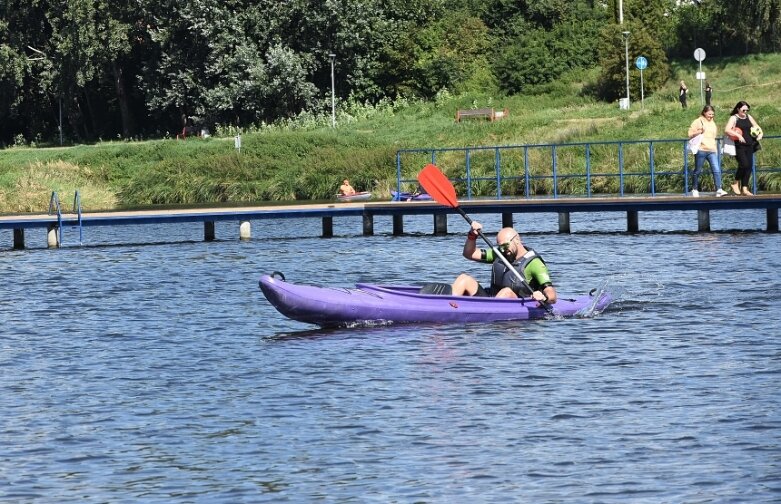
[
  {"xmin": 594, "ymin": 22, "xmax": 671, "ymax": 102},
  {"xmin": 2, "ymin": 0, "xmax": 781, "ymax": 146},
  {"xmin": 494, "ymin": 8, "xmax": 604, "ymax": 95}
]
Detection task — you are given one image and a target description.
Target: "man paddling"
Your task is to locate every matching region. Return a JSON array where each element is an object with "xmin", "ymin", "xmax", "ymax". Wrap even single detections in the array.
[{"xmin": 451, "ymin": 222, "xmax": 557, "ymax": 304}]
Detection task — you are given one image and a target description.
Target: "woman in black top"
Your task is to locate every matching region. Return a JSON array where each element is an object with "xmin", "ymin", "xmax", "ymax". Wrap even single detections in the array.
[{"xmin": 724, "ymin": 101, "xmax": 764, "ymax": 195}]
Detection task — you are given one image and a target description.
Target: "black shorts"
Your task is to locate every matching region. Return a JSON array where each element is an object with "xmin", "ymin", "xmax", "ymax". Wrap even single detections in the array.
[{"xmin": 474, "ymin": 283, "xmax": 493, "ymax": 297}]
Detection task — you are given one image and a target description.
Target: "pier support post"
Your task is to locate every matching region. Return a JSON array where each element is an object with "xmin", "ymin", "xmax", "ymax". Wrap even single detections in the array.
[
  {"xmin": 768, "ymin": 208, "xmax": 779, "ymax": 233},
  {"xmin": 13, "ymin": 228, "xmax": 24, "ymax": 250},
  {"xmin": 392, "ymin": 215, "xmax": 403, "ymax": 235},
  {"xmin": 204, "ymin": 221, "xmax": 215, "ymax": 241},
  {"xmin": 322, "ymin": 217, "xmax": 333, "ymax": 237},
  {"xmin": 239, "ymin": 221, "xmax": 251, "ymax": 240},
  {"xmin": 362, "ymin": 212, "xmax": 374, "ymax": 236},
  {"xmin": 627, "ymin": 211, "xmax": 639, "ymax": 233},
  {"xmin": 47, "ymin": 224, "xmax": 59, "ymax": 248},
  {"xmin": 697, "ymin": 209, "xmax": 710, "ymax": 232},
  {"xmin": 434, "ymin": 214, "xmax": 448, "ymax": 235},
  {"xmin": 558, "ymin": 212, "xmax": 571, "ymax": 233},
  {"xmin": 502, "ymin": 213, "xmax": 513, "ymax": 228}
]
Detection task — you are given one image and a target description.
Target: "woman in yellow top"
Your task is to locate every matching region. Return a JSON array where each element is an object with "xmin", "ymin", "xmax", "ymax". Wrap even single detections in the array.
[{"xmin": 688, "ymin": 105, "xmax": 727, "ymax": 197}]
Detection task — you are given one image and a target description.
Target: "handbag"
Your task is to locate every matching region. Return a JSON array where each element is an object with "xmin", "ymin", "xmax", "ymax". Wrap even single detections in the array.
[
  {"xmin": 687, "ymin": 133, "xmax": 703, "ymax": 154},
  {"xmin": 722, "ymin": 137, "xmax": 736, "ymax": 156}
]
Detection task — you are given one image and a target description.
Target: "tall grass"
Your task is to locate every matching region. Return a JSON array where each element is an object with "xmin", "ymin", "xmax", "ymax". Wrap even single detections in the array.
[{"xmin": 1, "ymin": 55, "xmax": 780, "ymax": 213}]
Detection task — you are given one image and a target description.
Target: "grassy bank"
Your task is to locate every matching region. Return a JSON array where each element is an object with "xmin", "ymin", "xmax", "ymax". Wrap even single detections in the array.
[{"xmin": 2, "ymin": 54, "xmax": 781, "ymax": 213}]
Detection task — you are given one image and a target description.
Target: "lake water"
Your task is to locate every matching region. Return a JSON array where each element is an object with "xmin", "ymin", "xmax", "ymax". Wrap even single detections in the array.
[{"xmin": 1, "ymin": 210, "xmax": 780, "ymax": 502}]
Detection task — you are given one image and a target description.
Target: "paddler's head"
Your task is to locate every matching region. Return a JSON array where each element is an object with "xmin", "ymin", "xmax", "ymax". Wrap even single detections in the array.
[{"xmin": 496, "ymin": 227, "xmax": 521, "ymax": 262}]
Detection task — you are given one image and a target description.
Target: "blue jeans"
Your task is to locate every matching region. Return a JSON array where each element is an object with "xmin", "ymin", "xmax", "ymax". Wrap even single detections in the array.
[{"xmin": 693, "ymin": 150, "xmax": 721, "ymax": 191}]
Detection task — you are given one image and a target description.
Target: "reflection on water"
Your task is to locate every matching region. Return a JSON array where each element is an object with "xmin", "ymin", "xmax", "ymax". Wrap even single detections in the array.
[{"xmin": 1, "ymin": 211, "xmax": 779, "ymax": 502}]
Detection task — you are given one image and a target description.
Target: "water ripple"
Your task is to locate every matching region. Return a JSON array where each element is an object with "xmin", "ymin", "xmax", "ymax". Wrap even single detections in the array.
[{"xmin": 1, "ymin": 214, "xmax": 780, "ymax": 502}]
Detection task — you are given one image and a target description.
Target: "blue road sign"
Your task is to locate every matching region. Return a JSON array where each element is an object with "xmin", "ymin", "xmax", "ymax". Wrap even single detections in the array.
[{"xmin": 635, "ymin": 56, "xmax": 648, "ymax": 70}]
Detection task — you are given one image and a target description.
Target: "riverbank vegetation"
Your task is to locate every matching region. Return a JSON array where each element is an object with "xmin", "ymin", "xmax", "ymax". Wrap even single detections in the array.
[{"xmin": 1, "ymin": 53, "xmax": 781, "ymax": 213}]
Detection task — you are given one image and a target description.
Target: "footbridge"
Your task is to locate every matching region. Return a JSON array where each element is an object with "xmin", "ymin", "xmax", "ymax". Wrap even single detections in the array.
[{"xmin": 2, "ymin": 193, "xmax": 779, "ymax": 250}]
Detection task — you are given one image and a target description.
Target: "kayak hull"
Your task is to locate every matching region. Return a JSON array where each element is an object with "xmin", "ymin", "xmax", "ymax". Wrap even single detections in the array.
[
  {"xmin": 336, "ymin": 191, "xmax": 372, "ymax": 202},
  {"xmin": 259, "ymin": 274, "xmax": 612, "ymax": 327},
  {"xmin": 391, "ymin": 191, "xmax": 432, "ymax": 202}
]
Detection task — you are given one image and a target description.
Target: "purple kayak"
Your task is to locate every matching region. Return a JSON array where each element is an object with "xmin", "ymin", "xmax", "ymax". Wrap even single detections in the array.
[
  {"xmin": 259, "ymin": 273, "xmax": 612, "ymax": 327},
  {"xmin": 391, "ymin": 190, "xmax": 432, "ymax": 202}
]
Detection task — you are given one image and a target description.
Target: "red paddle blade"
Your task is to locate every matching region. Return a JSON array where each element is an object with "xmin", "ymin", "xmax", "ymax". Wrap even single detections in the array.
[{"xmin": 417, "ymin": 163, "xmax": 458, "ymax": 208}]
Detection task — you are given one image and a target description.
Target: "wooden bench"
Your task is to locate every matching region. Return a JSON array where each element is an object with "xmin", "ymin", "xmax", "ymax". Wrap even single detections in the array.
[{"xmin": 455, "ymin": 107, "xmax": 509, "ymax": 122}]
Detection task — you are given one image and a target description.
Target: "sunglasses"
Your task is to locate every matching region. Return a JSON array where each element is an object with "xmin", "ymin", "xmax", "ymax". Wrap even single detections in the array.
[
  {"xmin": 740, "ymin": 107, "xmax": 750, "ymax": 112},
  {"xmin": 497, "ymin": 233, "xmax": 519, "ymax": 253}
]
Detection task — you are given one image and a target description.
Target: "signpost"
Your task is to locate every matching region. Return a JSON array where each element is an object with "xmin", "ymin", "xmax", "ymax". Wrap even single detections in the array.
[
  {"xmin": 635, "ymin": 56, "xmax": 647, "ymax": 108},
  {"xmin": 694, "ymin": 48, "xmax": 706, "ymax": 105},
  {"xmin": 329, "ymin": 53, "xmax": 336, "ymax": 128}
]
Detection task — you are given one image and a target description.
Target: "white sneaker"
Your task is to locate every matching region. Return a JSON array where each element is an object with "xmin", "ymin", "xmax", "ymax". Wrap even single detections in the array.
[
  {"xmin": 691, "ymin": 189, "xmax": 700, "ymax": 197},
  {"xmin": 715, "ymin": 188, "xmax": 728, "ymax": 197}
]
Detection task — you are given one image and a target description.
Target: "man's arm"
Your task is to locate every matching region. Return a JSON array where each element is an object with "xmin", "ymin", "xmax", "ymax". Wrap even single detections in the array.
[
  {"xmin": 527, "ymin": 259, "xmax": 557, "ymax": 304},
  {"xmin": 462, "ymin": 222, "xmax": 484, "ymax": 261},
  {"xmin": 540, "ymin": 284, "xmax": 557, "ymax": 304},
  {"xmin": 462, "ymin": 229, "xmax": 482, "ymax": 261}
]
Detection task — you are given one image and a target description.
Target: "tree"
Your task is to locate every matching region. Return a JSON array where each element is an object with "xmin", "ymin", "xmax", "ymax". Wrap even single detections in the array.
[
  {"xmin": 2, "ymin": 0, "xmax": 780, "ymax": 145},
  {"xmin": 402, "ymin": 11, "xmax": 497, "ymax": 97},
  {"xmin": 0, "ymin": 28, "xmax": 26, "ymax": 145},
  {"xmin": 44, "ymin": 0, "xmax": 132, "ymax": 140},
  {"xmin": 493, "ymin": 3, "xmax": 606, "ymax": 94},
  {"xmin": 715, "ymin": 0, "xmax": 781, "ymax": 53},
  {"xmin": 1, "ymin": 0, "xmax": 60, "ymax": 143},
  {"xmin": 595, "ymin": 23, "xmax": 670, "ymax": 102}
]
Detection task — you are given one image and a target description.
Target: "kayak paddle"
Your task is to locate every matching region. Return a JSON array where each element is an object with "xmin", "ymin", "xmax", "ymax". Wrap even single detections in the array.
[{"xmin": 417, "ymin": 163, "xmax": 554, "ymax": 314}]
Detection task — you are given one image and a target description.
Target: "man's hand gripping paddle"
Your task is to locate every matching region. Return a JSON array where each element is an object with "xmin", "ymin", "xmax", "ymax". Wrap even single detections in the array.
[{"xmin": 417, "ymin": 163, "xmax": 554, "ymax": 315}]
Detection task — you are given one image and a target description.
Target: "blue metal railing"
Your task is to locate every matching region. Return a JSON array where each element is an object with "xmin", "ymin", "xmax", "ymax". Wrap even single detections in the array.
[
  {"xmin": 73, "ymin": 190, "xmax": 83, "ymax": 245},
  {"xmin": 48, "ymin": 191, "xmax": 62, "ymax": 246},
  {"xmin": 47, "ymin": 190, "xmax": 84, "ymax": 246},
  {"xmin": 396, "ymin": 136, "xmax": 780, "ymax": 199}
]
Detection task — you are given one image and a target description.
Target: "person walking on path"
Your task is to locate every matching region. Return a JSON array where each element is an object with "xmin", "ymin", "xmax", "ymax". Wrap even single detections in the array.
[
  {"xmin": 679, "ymin": 81, "xmax": 688, "ymax": 109},
  {"xmin": 688, "ymin": 105, "xmax": 727, "ymax": 197},
  {"xmin": 705, "ymin": 82, "xmax": 713, "ymax": 106},
  {"xmin": 724, "ymin": 101, "xmax": 763, "ymax": 196}
]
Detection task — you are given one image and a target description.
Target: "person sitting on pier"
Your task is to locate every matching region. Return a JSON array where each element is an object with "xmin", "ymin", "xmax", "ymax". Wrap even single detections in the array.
[
  {"xmin": 338, "ymin": 179, "xmax": 356, "ymax": 196},
  {"xmin": 450, "ymin": 221, "xmax": 557, "ymax": 304}
]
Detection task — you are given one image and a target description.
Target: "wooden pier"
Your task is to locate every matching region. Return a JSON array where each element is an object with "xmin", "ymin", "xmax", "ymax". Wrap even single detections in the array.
[{"xmin": 1, "ymin": 194, "xmax": 780, "ymax": 249}]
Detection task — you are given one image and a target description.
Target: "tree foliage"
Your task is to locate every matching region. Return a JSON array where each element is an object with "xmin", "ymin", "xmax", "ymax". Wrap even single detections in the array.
[
  {"xmin": 1, "ymin": 0, "xmax": 779, "ymax": 146},
  {"xmin": 595, "ymin": 23, "xmax": 670, "ymax": 102}
]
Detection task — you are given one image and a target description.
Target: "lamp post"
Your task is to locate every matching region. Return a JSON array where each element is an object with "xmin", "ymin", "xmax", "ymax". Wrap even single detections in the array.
[
  {"xmin": 58, "ymin": 97, "xmax": 63, "ymax": 146},
  {"xmin": 329, "ymin": 53, "xmax": 336, "ymax": 128},
  {"xmin": 622, "ymin": 31, "xmax": 630, "ymax": 108}
]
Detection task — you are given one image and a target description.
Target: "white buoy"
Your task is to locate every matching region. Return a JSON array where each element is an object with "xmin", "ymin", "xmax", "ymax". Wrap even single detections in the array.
[
  {"xmin": 239, "ymin": 221, "xmax": 251, "ymax": 240},
  {"xmin": 47, "ymin": 224, "xmax": 60, "ymax": 248}
]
